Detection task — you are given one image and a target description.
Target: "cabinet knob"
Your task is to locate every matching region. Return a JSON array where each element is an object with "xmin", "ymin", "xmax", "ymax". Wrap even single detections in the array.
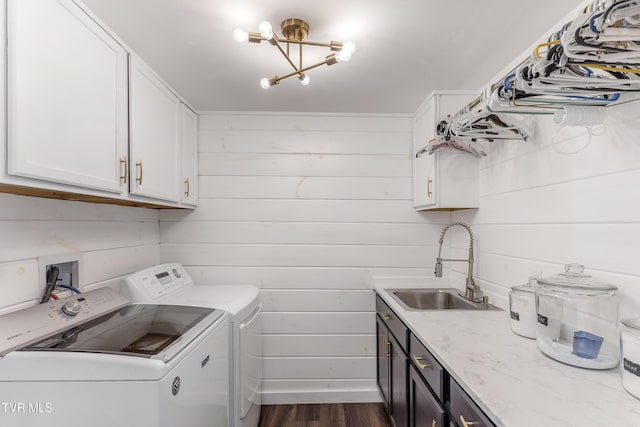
[
  {"xmin": 120, "ymin": 156, "xmax": 127, "ymax": 184},
  {"xmin": 412, "ymin": 354, "xmax": 432, "ymax": 371},
  {"xmin": 136, "ymin": 160, "xmax": 143, "ymax": 185},
  {"xmin": 460, "ymin": 415, "xmax": 481, "ymax": 427},
  {"xmin": 427, "ymin": 177, "xmax": 433, "ymax": 197}
]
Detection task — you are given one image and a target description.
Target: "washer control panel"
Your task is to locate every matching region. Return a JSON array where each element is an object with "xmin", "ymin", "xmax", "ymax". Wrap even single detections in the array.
[
  {"xmin": 121, "ymin": 263, "xmax": 193, "ymax": 301},
  {"xmin": 0, "ymin": 287, "xmax": 129, "ymax": 356}
]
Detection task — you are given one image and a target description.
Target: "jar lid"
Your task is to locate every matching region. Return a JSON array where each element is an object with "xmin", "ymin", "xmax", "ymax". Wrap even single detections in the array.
[
  {"xmin": 536, "ymin": 263, "xmax": 617, "ymax": 293},
  {"xmin": 622, "ymin": 318, "xmax": 640, "ymax": 331},
  {"xmin": 510, "ymin": 284, "xmax": 535, "ymax": 294}
]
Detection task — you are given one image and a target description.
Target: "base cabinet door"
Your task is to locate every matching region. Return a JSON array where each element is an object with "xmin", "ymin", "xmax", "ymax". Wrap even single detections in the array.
[
  {"xmin": 409, "ymin": 365, "xmax": 447, "ymax": 427},
  {"xmin": 389, "ymin": 333, "xmax": 408, "ymax": 427},
  {"xmin": 377, "ymin": 315, "xmax": 391, "ymax": 406}
]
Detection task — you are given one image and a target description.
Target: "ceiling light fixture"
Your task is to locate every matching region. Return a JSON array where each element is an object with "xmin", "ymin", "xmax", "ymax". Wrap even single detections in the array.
[{"xmin": 233, "ymin": 18, "xmax": 356, "ymax": 89}]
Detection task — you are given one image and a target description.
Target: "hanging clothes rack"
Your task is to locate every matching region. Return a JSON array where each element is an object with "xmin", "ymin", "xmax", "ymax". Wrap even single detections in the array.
[{"xmin": 443, "ymin": 0, "xmax": 640, "ymax": 147}]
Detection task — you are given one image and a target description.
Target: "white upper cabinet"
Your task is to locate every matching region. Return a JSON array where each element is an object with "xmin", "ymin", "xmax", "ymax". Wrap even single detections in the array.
[
  {"xmin": 180, "ymin": 104, "xmax": 199, "ymax": 207},
  {"xmin": 413, "ymin": 91, "xmax": 479, "ymax": 211},
  {"xmin": 7, "ymin": 0, "xmax": 128, "ymax": 193},
  {"xmin": 129, "ymin": 57, "xmax": 181, "ymax": 203}
]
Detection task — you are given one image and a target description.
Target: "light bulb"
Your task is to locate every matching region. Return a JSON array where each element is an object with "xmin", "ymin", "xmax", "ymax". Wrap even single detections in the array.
[
  {"xmin": 342, "ymin": 42, "xmax": 357, "ymax": 54},
  {"xmin": 233, "ymin": 29, "xmax": 249, "ymax": 43},
  {"xmin": 260, "ymin": 77, "xmax": 278, "ymax": 89},
  {"xmin": 336, "ymin": 49, "xmax": 352, "ymax": 62},
  {"xmin": 258, "ymin": 21, "xmax": 273, "ymax": 39},
  {"xmin": 298, "ymin": 74, "xmax": 311, "ymax": 86}
]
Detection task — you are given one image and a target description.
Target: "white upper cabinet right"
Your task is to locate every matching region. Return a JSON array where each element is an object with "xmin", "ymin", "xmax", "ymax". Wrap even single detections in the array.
[
  {"xmin": 7, "ymin": 0, "xmax": 128, "ymax": 194},
  {"xmin": 413, "ymin": 91, "xmax": 479, "ymax": 211},
  {"xmin": 129, "ymin": 57, "xmax": 181, "ymax": 203},
  {"xmin": 180, "ymin": 104, "xmax": 199, "ymax": 207}
]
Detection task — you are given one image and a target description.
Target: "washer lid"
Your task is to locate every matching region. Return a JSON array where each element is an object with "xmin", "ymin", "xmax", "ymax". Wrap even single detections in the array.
[{"xmin": 22, "ymin": 304, "xmax": 223, "ymax": 362}]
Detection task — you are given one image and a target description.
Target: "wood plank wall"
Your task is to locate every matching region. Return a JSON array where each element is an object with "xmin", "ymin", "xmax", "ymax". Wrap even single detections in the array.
[
  {"xmin": 159, "ymin": 112, "xmax": 451, "ymax": 404},
  {"xmin": 0, "ymin": 193, "xmax": 160, "ymax": 313},
  {"xmin": 452, "ymin": 102, "xmax": 640, "ymax": 317}
]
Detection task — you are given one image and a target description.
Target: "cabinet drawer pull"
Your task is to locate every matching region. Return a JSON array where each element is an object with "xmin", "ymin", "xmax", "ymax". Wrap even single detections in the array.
[
  {"xmin": 412, "ymin": 354, "xmax": 431, "ymax": 370},
  {"xmin": 383, "ymin": 337, "xmax": 390, "ymax": 358},
  {"xmin": 382, "ymin": 313, "xmax": 392, "ymax": 321},
  {"xmin": 460, "ymin": 415, "xmax": 481, "ymax": 427},
  {"xmin": 427, "ymin": 177, "xmax": 433, "ymax": 197},
  {"xmin": 119, "ymin": 156, "xmax": 127, "ymax": 184},
  {"xmin": 431, "ymin": 420, "xmax": 436, "ymax": 427},
  {"xmin": 136, "ymin": 160, "xmax": 143, "ymax": 185},
  {"xmin": 184, "ymin": 178, "xmax": 190, "ymax": 197}
]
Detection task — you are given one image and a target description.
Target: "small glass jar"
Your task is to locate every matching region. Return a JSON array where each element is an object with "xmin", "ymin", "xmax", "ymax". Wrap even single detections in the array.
[
  {"xmin": 535, "ymin": 263, "xmax": 619, "ymax": 369},
  {"xmin": 620, "ymin": 319, "xmax": 640, "ymax": 399},
  {"xmin": 509, "ymin": 280, "xmax": 537, "ymax": 339}
]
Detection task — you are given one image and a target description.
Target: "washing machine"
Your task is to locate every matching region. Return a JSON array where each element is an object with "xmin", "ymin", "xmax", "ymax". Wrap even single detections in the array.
[
  {"xmin": 0, "ymin": 287, "xmax": 229, "ymax": 427},
  {"xmin": 121, "ymin": 263, "xmax": 262, "ymax": 427}
]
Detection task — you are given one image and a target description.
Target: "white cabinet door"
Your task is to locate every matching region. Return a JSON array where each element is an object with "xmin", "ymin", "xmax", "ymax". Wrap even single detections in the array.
[
  {"xmin": 7, "ymin": 0, "xmax": 128, "ymax": 193},
  {"xmin": 413, "ymin": 100, "xmax": 437, "ymax": 209},
  {"xmin": 129, "ymin": 57, "xmax": 181, "ymax": 203},
  {"xmin": 412, "ymin": 92, "xmax": 478, "ymax": 211},
  {"xmin": 180, "ymin": 104, "xmax": 198, "ymax": 206}
]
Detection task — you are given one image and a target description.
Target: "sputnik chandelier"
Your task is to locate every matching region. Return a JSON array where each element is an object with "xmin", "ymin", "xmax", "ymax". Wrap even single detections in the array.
[{"xmin": 233, "ymin": 18, "xmax": 356, "ymax": 89}]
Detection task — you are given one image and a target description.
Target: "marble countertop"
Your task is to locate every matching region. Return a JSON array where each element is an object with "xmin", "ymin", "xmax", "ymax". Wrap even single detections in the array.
[{"xmin": 374, "ymin": 278, "xmax": 640, "ymax": 427}]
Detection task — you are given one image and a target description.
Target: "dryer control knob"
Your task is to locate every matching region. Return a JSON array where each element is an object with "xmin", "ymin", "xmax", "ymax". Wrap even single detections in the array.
[{"xmin": 61, "ymin": 300, "xmax": 82, "ymax": 316}]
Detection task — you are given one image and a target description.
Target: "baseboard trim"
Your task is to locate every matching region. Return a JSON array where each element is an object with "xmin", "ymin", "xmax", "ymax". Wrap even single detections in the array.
[{"xmin": 261, "ymin": 388, "xmax": 383, "ymax": 405}]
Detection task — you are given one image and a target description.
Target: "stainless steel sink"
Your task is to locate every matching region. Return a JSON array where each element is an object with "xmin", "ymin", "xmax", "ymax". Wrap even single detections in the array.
[{"xmin": 389, "ymin": 288, "xmax": 501, "ymax": 311}]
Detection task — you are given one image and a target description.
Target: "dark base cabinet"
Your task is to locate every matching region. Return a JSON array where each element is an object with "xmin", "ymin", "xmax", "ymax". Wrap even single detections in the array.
[
  {"xmin": 448, "ymin": 379, "xmax": 494, "ymax": 427},
  {"xmin": 409, "ymin": 365, "xmax": 447, "ymax": 427},
  {"xmin": 376, "ymin": 293, "xmax": 496, "ymax": 427},
  {"xmin": 376, "ymin": 296, "xmax": 408, "ymax": 427},
  {"xmin": 390, "ymin": 333, "xmax": 408, "ymax": 427}
]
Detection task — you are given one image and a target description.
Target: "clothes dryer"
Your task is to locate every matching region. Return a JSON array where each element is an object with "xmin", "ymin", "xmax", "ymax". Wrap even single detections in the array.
[{"xmin": 121, "ymin": 263, "xmax": 262, "ymax": 427}]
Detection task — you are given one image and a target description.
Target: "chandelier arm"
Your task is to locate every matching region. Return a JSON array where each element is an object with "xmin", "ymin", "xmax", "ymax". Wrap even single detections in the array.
[
  {"xmin": 272, "ymin": 34, "xmax": 300, "ymax": 73},
  {"xmin": 275, "ymin": 57, "xmax": 332, "ymax": 83},
  {"xmin": 284, "ymin": 40, "xmax": 338, "ymax": 48}
]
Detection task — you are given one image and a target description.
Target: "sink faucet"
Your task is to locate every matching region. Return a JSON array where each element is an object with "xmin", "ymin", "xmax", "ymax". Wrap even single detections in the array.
[{"xmin": 434, "ymin": 222, "xmax": 485, "ymax": 305}]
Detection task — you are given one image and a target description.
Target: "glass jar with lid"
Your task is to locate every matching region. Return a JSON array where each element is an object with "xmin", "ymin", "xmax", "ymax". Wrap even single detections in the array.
[
  {"xmin": 509, "ymin": 278, "xmax": 537, "ymax": 339},
  {"xmin": 535, "ymin": 263, "xmax": 619, "ymax": 369},
  {"xmin": 621, "ymin": 319, "xmax": 640, "ymax": 399}
]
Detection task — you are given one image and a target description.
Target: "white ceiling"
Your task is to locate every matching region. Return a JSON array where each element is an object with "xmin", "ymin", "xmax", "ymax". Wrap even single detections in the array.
[{"xmin": 81, "ymin": 0, "xmax": 582, "ymax": 114}]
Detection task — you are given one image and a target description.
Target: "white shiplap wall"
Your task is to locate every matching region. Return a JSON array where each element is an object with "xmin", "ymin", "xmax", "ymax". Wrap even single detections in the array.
[
  {"xmin": 0, "ymin": 193, "xmax": 160, "ymax": 313},
  {"xmin": 452, "ymin": 101, "xmax": 640, "ymax": 318},
  {"xmin": 159, "ymin": 112, "xmax": 450, "ymax": 403}
]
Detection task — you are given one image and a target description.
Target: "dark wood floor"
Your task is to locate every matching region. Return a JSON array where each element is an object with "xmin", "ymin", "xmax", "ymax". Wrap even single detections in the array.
[{"xmin": 258, "ymin": 403, "xmax": 392, "ymax": 427}]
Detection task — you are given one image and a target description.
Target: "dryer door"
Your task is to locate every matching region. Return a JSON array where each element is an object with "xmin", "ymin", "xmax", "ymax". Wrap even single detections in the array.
[{"xmin": 239, "ymin": 304, "xmax": 262, "ymax": 418}]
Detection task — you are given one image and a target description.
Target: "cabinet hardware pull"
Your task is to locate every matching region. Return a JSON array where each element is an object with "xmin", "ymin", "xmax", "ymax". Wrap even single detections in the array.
[
  {"xmin": 427, "ymin": 177, "xmax": 433, "ymax": 197},
  {"xmin": 382, "ymin": 314, "xmax": 392, "ymax": 321},
  {"xmin": 136, "ymin": 160, "xmax": 143, "ymax": 185},
  {"xmin": 383, "ymin": 338, "xmax": 390, "ymax": 358},
  {"xmin": 412, "ymin": 354, "xmax": 431, "ymax": 370},
  {"xmin": 432, "ymin": 420, "xmax": 436, "ymax": 427},
  {"xmin": 460, "ymin": 415, "xmax": 481, "ymax": 427},
  {"xmin": 184, "ymin": 178, "xmax": 190, "ymax": 197},
  {"xmin": 120, "ymin": 156, "xmax": 127, "ymax": 184}
]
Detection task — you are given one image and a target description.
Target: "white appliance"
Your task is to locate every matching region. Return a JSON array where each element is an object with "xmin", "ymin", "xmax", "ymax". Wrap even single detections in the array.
[
  {"xmin": 0, "ymin": 287, "xmax": 229, "ymax": 427},
  {"xmin": 121, "ymin": 263, "xmax": 262, "ymax": 427}
]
